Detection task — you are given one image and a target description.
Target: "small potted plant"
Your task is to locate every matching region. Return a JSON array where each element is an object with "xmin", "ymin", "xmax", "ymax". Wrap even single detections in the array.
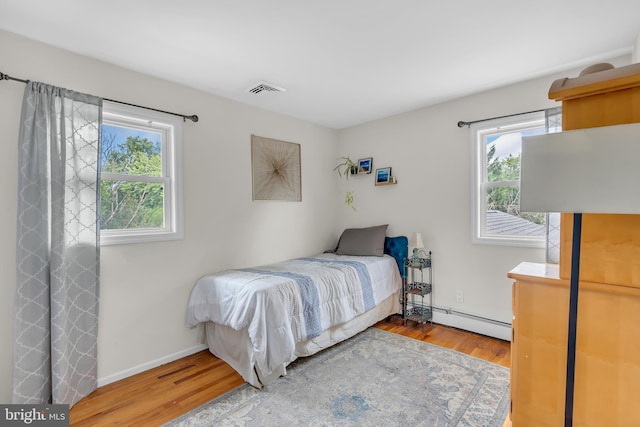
[{"xmin": 333, "ymin": 156, "xmax": 358, "ymax": 179}]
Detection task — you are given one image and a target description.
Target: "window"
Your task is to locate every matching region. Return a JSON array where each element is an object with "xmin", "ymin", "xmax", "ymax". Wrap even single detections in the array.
[
  {"xmin": 100, "ymin": 102, "xmax": 183, "ymax": 245},
  {"xmin": 471, "ymin": 111, "xmax": 548, "ymax": 247}
]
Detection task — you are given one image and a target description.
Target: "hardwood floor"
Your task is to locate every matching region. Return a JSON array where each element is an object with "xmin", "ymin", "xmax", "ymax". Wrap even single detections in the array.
[
  {"xmin": 69, "ymin": 317, "xmax": 511, "ymax": 426},
  {"xmin": 375, "ymin": 316, "xmax": 511, "ymax": 368}
]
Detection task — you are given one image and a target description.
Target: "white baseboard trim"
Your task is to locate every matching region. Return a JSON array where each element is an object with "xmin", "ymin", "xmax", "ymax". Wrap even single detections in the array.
[
  {"xmin": 97, "ymin": 343, "xmax": 209, "ymax": 388},
  {"xmin": 97, "ymin": 312, "xmax": 510, "ymax": 388},
  {"xmin": 432, "ymin": 311, "xmax": 512, "ymax": 342}
]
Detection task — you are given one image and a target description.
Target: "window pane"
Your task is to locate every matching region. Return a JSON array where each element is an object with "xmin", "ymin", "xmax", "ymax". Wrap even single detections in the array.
[
  {"xmin": 100, "ymin": 180, "xmax": 164, "ymax": 229},
  {"xmin": 485, "ymin": 185, "xmax": 545, "ymax": 237},
  {"xmin": 102, "ymin": 124, "xmax": 162, "ymax": 177},
  {"xmin": 486, "ymin": 128, "xmax": 545, "ymax": 183}
]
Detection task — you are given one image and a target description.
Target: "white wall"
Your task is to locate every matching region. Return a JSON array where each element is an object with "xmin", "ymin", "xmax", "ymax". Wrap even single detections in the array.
[
  {"xmin": 0, "ymin": 29, "xmax": 340, "ymax": 403},
  {"xmin": 336, "ymin": 55, "xmax": 631, "ymax": 338}
]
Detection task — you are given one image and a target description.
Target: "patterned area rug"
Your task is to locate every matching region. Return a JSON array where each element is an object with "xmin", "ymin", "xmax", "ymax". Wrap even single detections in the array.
[{"xmin": 164, "ymin": 328, "xmax": 509, "ymax": 427}]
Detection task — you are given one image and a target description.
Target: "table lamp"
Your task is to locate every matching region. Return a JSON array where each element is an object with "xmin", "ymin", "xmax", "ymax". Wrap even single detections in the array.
[
  {"xmin": 520, "ymin": 122, "xmax": 640, "ymax": 426},
  {"xmin": 409, "ymin": 232, "xmax": 424, "ymax": 266}
]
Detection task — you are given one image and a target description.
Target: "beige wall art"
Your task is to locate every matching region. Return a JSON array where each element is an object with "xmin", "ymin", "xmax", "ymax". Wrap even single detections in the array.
[{"xmin": 251, "ymin": 135, "xmax": 302, "ymax": 201}]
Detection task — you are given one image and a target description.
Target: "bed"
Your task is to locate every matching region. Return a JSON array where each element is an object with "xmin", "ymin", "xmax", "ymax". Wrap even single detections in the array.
[{"xmin": 186, "ymin": 225, "xmax": 408, "ymax": 388}]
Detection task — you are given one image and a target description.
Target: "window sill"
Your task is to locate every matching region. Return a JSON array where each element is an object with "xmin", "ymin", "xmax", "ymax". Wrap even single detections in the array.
[
  {"xmin": 472, "ymin": 235, "xmax": 545, "ymax": 249},
  {"xmin": 100, "ymin": 229, "xmax": 184, "ymax": 246}
]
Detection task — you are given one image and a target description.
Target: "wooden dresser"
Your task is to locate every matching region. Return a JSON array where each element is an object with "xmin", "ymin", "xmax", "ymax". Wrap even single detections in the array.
[{"xmin": 507, "ymin": 62, "xmax": 640, "ymax": 427}]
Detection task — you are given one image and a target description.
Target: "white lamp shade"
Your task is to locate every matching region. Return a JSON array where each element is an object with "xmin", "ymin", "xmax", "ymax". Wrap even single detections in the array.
[
  {"xmin": 409, "ymin": 232, "xmax": 424, "ymax": 249},
  {"xmin": 520, "ymin": 122, "xmax": 640, "ymax": 214}
]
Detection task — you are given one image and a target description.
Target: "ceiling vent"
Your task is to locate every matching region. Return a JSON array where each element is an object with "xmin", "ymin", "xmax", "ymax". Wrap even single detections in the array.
[{"xmin": 245, "ymin": 81, "xmax": 287, "ymax": 95}]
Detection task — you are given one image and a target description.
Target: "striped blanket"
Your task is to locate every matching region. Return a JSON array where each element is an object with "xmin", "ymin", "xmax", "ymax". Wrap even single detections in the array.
[{"xmin": 187, "ymin": 253, "xmax": 401, "ymax": 378}]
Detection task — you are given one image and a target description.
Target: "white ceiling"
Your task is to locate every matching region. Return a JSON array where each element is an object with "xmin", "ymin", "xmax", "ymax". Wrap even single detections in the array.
[{"xmin": 1, "ymin": 1, "xmax": 639, "ymax": 129}]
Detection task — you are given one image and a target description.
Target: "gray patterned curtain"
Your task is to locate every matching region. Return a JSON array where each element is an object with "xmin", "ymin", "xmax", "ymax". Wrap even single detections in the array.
[
  {"xmin": 13, "ymin": 82, "xmax": 101, "ymax": 407},
  {"xmin": 545, "ymin": 107, "xmax": 562, "ymax": 264}
]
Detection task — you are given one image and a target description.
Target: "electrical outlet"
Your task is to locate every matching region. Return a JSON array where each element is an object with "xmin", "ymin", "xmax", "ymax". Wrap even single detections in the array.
[{"xmin": 456, "ymin": 290, "xmax": 464, "ymax": 303}]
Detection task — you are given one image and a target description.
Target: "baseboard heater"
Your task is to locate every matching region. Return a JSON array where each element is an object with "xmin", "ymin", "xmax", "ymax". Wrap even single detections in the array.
[{"xmin": 431, "ymin": 305, "xmax": 511, "ymax": 328}]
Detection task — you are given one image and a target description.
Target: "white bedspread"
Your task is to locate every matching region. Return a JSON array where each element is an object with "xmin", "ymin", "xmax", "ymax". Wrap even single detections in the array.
[{"xmin": 187, "ymin": 253, "xmax": 401, "ymax": 379}]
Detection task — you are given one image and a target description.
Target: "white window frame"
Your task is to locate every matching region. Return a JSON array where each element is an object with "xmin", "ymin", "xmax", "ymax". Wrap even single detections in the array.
[
  {"xmin": 100, "ymin": 101, "xmax": 184, "ymax": 245},
  {"xmin": 470, "ymin": 111, "xmax": 546, "ymax": 248}
]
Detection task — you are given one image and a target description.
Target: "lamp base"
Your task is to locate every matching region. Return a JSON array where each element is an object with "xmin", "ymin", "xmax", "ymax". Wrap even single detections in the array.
[{"xmin": 410, "ymin": 248, "xmax": 421, "ymax": 267}]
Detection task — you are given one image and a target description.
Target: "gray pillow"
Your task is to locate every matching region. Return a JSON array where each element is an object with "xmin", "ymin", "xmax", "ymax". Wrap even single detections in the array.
[{"xmin": 335, "ymin": 225, "xmax": 388, "ymax": 256}]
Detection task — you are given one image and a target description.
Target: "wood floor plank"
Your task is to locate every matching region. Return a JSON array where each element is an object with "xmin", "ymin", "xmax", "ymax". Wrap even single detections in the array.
[{"xmin": 70, "ymin": 318, "xmax": 510, "ymax": 426}]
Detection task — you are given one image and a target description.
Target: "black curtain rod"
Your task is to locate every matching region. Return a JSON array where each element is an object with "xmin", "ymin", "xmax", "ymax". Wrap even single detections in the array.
[
  {"xmin": 457, "ymin": 108, "xmax": 545, "ymax": 128},
  {"xmin": 0, "ymin": 71, "xmax": 199, "ymax": 123}
]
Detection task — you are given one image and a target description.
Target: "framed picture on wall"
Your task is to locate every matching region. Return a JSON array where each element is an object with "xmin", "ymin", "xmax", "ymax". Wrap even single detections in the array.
[
  {"xmin": 251, "ymin": 135, "xmax": 302, "ymax": 201},
  {"xmin": 357, "ymin": 157, "xmax": 372, "ymax": 174},
  {"xmin": 375, "ymin": 167, "xmax": 391, "ymax": 185}
]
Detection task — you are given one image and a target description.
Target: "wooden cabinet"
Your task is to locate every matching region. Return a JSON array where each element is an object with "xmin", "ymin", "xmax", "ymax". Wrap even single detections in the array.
[
  {"xmin": 509, "ymin": 263, "xmax": 640, "ymax": 426},
  {"xmin": 508, "ymin": 62, "xmax": 640, "ymax": 426},
  {"xmin": 549, "ymin": 63, "xmax": 640, "ymax": 285}
]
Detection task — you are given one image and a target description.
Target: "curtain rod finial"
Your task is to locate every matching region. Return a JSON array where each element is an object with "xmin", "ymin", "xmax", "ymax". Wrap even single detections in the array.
[
  {"xmin": 457, "ymin": 121, "xmax": 469, "ymax": 128},
  {"xmin": 182, "ymin": 115, "xmax": 198, "ymax": 122}
]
